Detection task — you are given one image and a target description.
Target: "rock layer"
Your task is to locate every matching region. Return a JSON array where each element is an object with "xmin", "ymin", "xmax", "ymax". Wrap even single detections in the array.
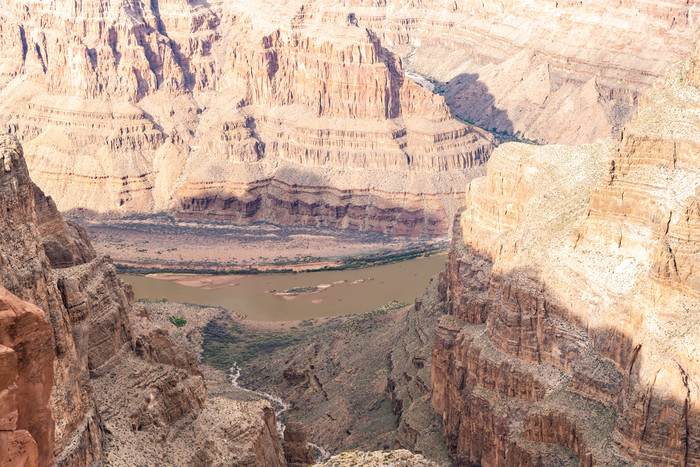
[
  {"xmin": 0, "ymin": 134, "xmax": 287, "ymax": 465},
  {"xmin": 0, "ymin": 0, "xmax": 495, "ymax": 234},
  {"xmin": 431, "ymin": 45, "xmax": 700, "ymax": 465},
  {"xmin": 346, "ymin": 0, "xmax": 699, "ymax": 144}
]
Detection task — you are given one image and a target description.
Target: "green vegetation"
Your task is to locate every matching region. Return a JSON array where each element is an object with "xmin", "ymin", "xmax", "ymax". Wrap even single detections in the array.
[
  {"xmin": 168, "ymin": 315, "xmax": 187, "ymax": 327},
  {"xmin": 201, "ymin": 318, "xmax": 303, "ymax": 369},
  {"xmin": 201, "ymin": 300, "xmax": 408, "ymax": 371},
  {"xmin": 135, "ymin": 297, "xmax": 168, "ymax": 303},
  {"xmin": 278, "ymin": 285, "xmax": 318, "ymax": 295},
  {"xmin": 343, "ymin": 300, "xmax": 408, "ymax": 335},
  {"xmin": 114, "ymin": 243, "xmax": 447, "ymax": 276}
]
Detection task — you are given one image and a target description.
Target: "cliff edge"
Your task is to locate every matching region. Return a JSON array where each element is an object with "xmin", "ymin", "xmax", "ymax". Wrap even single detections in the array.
[{"xmin": 432, "ymin": 34, "xmax": 700, "ymax": 465}]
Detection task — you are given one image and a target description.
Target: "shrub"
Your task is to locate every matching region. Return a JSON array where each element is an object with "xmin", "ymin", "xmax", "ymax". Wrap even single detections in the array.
[{"xmin": 169, "ymin": 315, "xmax": 187, "ymax": 327}]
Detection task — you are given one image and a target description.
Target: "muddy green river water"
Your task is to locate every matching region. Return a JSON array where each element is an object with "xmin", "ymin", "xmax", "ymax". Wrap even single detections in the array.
[{"xmin": 120, "ymin": 254, "xmax": 446, "ymax": 321}]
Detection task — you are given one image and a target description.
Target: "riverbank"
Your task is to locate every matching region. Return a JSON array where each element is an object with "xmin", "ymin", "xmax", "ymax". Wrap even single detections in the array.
[
  {"xmin": 120, "ymin": 253, "xmax": 447, "ymax": 321},
  {"xmin": 77, "ymin": 215, "xmax": 448, "ymax": 274},
  {"xmin": 135, "ymin": 276, "xmax": 451, "ymax": 464}
]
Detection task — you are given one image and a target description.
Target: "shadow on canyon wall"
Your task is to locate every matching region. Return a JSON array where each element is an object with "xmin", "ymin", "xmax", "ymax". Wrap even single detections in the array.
[
  {"xmin": 437, "ymin": 227, "xmax": 698, "ymax": 465},
  {"xmin": 433, "ymin": 73, "xmax": 516, "ymax": 139},
  {"xmin": 171, "ymin": 165, "xmax": 459, "ymax": 238}
]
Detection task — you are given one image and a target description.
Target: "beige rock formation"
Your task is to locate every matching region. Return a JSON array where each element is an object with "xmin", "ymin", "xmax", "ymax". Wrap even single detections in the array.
[
  {"xmin": 431, "ymin": 39, "xmax": 700, "ymax": 465},
  {"xmin": 315, "ymin": 449, "xmax": 438, "ymax": 466},
  {"xmin": 350, "ymin": 0, "xmax": 699, "ymax": 143},
  {"xmin": 0, "ymin": 134, "xmax": 287, "ymax": 465},
  {"xmin": 0, "ymin": 0, "xmax": 496, "ymax": 235}
]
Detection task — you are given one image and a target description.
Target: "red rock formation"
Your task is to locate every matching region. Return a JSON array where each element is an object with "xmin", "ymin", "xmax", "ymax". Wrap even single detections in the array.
[
  {"xmin": 0, "ymin": 287, "xmax": 55, "ymax": 467},
  {"xmin": 431, "ymin": 41, "xmax": 700, "ymax": 465},
  {"xmin": 0, "ymin": 134, "xmax": 288, "ymax": 465}
]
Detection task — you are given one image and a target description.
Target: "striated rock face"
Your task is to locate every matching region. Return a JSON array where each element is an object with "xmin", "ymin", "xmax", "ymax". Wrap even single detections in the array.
[
  {"xmin": 346, "ymin": 0, "xmax": 699, "ymax": 144},
  {"xmin": 0, "ymin": 134, "xmax": 287, "ymax": 465},
  {"xmin": 0, "ymin": 133, "xmax": 104, "ymax": 465},
  {"xmin": 431, "ymin": 45, "xmax": 700, "ymax": 465},
  {"xmin": 0, "ymin": 1, "xmax": 696, "ymax": 230},
  {"xmin": 0, "ymin": 287, "xmax": 55, "ymax": 467},
  {"xmin": 0, "ymin": 0, "xmax": 495, "ymax": 235},
  {"xmin": 283, "ymin": 422, "xmax": 315, "ymax": 466}
]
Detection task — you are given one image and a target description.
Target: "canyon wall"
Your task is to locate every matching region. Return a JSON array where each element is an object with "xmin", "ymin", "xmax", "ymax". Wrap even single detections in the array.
[
  {"xmin": 345, "ymin": 0, "xmax": 700, "ymax": 144},
  {"xmin": 0, "ymin": 287, "xmax": 54, "ymax": 467},
  {"xmin": 0, "ymin": 0, "xmax": 495, "ymax": 235},
  {"xmin": 2, "ymin": 1, "xmax": 693, "ymax": 232},
  {"xmin": 0, "ymin": 134, "xmax": 287, "ymax": 465},
  {"xmin": 431, "ymin": 44, "xmax": 700, "ymax": 465}
]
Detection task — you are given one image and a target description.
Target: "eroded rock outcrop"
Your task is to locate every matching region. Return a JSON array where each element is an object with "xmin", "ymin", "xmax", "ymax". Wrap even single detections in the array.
[
  {"xmin": 0, "ymin": 134, "xmax": 287, "ymax": 465},
  {"xmin": 0, "ymin": 287, "xmax": 54, "ymax": 467},
  {"xmin": 283, "ymin": 422, "xmax": 315, "ymax": 466},
  {"xmin": 431, "ymin": 43, "xmax": 700, "ymax": 465},
  {"xmin": 0, "ymin": 133, "xmax": 104, "ymax": 465}
]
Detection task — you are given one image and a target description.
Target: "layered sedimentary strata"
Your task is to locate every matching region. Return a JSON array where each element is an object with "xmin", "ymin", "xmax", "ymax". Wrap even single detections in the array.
[
  {"xmin": 0, "ymin": 0, "xmax": 696, "ymax": 229},
  {"xmin": 0, "ymin": 134, "xmax": 287, "ymax": 465},
  {"xmin": 0, "ymin": 0, "xmax": 494, "ymax": 234},
  {"xmin": 342, "ymin": 0, "xmax": 700, "ymax": 143},
  {"xmin": 431, "ymin": 47, "xmax": 700, "ymax": 465},
  {"xmin": 283, "ymin": 422, "xmax": 315, "ymax": 466},
  {"xmin": 173, "ymin": 157, "xmax": 482, "ymax": 236},
  {"xmin": 0, "ymin": 133, "xmax": 104, "ymax": 465}
]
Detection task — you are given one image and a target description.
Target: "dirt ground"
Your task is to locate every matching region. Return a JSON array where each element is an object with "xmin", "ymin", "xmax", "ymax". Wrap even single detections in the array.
[{"xmin": 77, "ymin": 215, "xmax": 446, "ymax": 270}]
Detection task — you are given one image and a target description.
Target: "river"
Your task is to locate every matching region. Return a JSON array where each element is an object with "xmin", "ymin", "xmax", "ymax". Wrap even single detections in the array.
[{"xmin": 120, "ymin": 254, "xmax": 446, "ymax": 322}]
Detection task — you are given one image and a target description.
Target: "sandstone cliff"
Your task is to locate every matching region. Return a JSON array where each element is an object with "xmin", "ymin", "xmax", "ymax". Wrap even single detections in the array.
[
  {"xmin": 431, "ymin": 43, "xmax": 700, "ymax": 465},
  {"xmin": 0, "ymin": 0, "xmax": 495, "ymax": 235},
  {"xmin": 0, "ymin": 134, "xmax": 287, "ymax": 465},
  {"xmin": 347, "ymin": 0, "xmax": 699, "ymax": 144},
  {"xmin": 0, "ymin": 287, "xmax": 54, "ymax": 467}
]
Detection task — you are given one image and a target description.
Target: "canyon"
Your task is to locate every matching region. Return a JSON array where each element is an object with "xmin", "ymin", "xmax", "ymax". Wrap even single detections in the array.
[
  {"xmin": 1, "ymin": 0, "xmax": 698, "ymax": 236},
  {"xmin": 0, "ymin": 134, "xmax": 290, "ymax": 466},
  {"xmin": 0, "ymin": 0, "xmax": 699, "ymax": 466},
  {"xmin": 431, "ymin": 40, "xmax": 700, "ymax": 465},
  {"xmin": 0, "ymin": 0, "xmax": 494, "ymax": 236}
]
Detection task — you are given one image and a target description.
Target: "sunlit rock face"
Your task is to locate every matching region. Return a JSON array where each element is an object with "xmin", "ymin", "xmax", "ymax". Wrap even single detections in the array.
[
  {"xmin": 431, "ymin": 41, "xmax": 700, "ymax": 466},
  {"xmin": 346, "ymin": 0, "xmax": 699, "ymax": 144},
  {"xmin": 0, "ymin": 0, "xmax": 497, "ymax": 235},
  {"xmin": 0, "ymin": 287, "xmax": 55, "ymax": 467},
  {"xmin": 3, "ymin": 0, "xmax": 694, "ymax": 233}
]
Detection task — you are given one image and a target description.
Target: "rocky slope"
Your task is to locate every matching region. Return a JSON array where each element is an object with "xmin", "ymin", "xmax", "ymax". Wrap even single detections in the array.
[
  {"xmin": 431, "ymin": 42, "xmax": 700, "ymax": 465},
  {"xmin": 0, "ymin": 0, "xmax": 494, "ymax": 236},
  {"xmin": 350, "ymin": 0, "xmax": 699, "ymax": 144},
  {"xmin": 0, "ymin": 134, "xmax": 288, "ymax": 465}
]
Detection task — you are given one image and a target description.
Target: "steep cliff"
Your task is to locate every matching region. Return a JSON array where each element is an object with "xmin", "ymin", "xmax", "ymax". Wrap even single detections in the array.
[
  {"xmin": 0, "ymin": 0, "xmax": 494, "ymax": 235},
  {"xmin": 0, "ymin": 287, "xmax": 54, "ymax": 467},
  {"xmin": 347, "ymin": 0, "xmax": 699, "ymax": 144},
  {"xmin": 0, "ymin": 133, "xmax": 104, "ymax": 465},
  {"xmin": 431, "ymin": 44, "xmax": 700, "ymax": 465},
  {"xmin": 0, "ymin": 134, "xmax": 287, "ymax": 465}
]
